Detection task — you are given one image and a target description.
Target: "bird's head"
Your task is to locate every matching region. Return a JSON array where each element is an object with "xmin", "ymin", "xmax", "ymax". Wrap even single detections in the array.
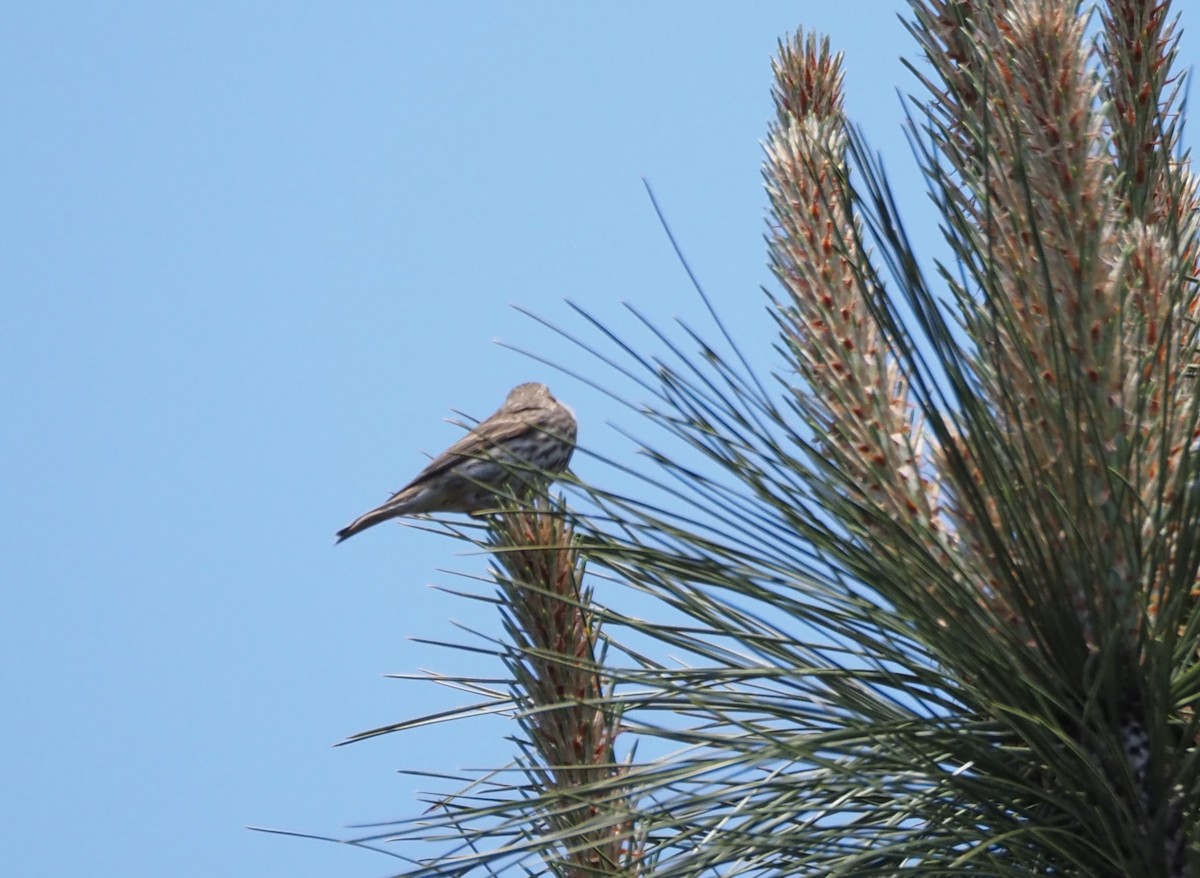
[{"xmin": 505, "ymin": 382, "xmax": 555, "ymax": 408}]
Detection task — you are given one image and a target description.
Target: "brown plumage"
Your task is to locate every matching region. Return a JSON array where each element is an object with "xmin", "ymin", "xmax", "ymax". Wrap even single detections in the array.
[{"xmin": 336, "ymin": 383, "xmax": 577, "ymax": 542}]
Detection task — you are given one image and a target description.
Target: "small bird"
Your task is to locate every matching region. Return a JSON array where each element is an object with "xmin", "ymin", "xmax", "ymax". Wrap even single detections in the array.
[{"xmin": 336, "ymin": 382, "xmax": 577, "ymax": 542}]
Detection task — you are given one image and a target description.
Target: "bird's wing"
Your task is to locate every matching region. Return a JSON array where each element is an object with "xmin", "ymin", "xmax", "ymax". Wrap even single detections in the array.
[{"xmin": 395, "ymin": 416, "xmax": 532, "ymax": 493}]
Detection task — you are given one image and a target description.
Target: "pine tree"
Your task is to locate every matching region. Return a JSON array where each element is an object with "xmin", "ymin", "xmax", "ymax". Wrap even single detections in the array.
[{"xmin": 326, "ymin": 2, "xmax": 1200, "ymax": 874}]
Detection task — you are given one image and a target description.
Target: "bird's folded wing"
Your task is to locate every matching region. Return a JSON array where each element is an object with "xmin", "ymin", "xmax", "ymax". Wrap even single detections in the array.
[{"xmin": 399, "ymin": 417, "xmax": 532, "ymax": 491}]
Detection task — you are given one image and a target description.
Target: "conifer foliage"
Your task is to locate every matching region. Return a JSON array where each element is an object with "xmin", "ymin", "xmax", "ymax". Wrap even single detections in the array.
[{"xmin": 329, "ymin": 3, "xmax": 1200, "ymax": 875}]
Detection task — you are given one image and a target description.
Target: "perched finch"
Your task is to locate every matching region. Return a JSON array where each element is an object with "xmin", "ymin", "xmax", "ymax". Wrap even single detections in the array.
[{"xmin": 336, "ymin": 382, "xmax": 577, "ymax": 542}]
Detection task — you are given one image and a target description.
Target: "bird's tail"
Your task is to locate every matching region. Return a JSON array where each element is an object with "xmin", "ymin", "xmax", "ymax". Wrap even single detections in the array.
[{"xmin": 335, "ymin": 499, "xmax": 407, "ymax": 543}]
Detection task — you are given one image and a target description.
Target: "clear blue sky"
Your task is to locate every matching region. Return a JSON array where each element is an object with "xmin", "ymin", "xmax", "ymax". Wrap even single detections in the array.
[{"xmin": 6, "ymin": 3, "xmax": 1198, "ymax": 876}]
